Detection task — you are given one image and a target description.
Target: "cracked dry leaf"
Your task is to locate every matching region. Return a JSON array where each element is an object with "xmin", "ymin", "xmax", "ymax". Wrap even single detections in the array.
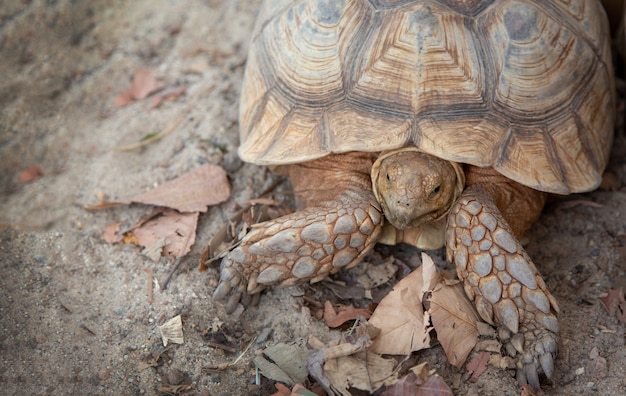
[
  {"xmin": 381, "ymin": 371, "xmax": 453, "ymax": 396},
  {"xmin": 253, "ymin": 342, "xmax": 312, "ymax": 386},
  {"xmin": 324, "ymin": 351, "xmax": 396, "ymax": 395},
  {"xmin": 599, "ymin": 287, "xmax": 626, "ymax": 324},
  {"xmin": 85, "ymin": 164, "xmax": 230, "ymax": 213},
  {"xmin": 368, "ymin": 254, "xmax": 438, "ymax": 355},
  {"xmin": 355, "ymin": 256, "xmax": 398, "ymax": 291},
  {"xmin": 159, "ymin": 315, "xmax": 183, "ymax": 346},
  {"xmin": 426, "ymin": 255, "xmax": 480, "ymax": 368},
  {"xmin": 131, "ymin": 209, "xmax": 198, "ymax": 259},
  {"xmin": 113, "ymin": 67, "xmax": 165, "ymax": 107},
  {"xmin": 466, "ymin": 352, "xmax": 490, "ymax": 382},
  {"xmin": 308, "ymin": 323, "xmax": 395, "ymax": 395},
  {"xmin": 128, "ymin": 164, "xmax": 230, "ymax": 212}
]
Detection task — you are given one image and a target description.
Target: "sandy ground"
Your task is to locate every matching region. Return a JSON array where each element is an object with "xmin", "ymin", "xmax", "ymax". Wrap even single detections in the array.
[{"xmin": 1, "ymin": 1, "xmax": 625, "ymax": 395}]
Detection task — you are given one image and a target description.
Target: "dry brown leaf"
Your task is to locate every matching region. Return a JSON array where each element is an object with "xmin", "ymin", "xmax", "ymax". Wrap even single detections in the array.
[
  {"xmin": 130, "ymin": 68, "xmax": 163, "ymax": 99},
  {"xmin": 323, "ymin": 301, "xmax": 372, "ymax": 328},
  {"xmin": 382, "ymin": 371, "xmax": 453, "ymax": 396},
  {"xmin": 18, "ymin": 165, "xmax": 44, "ymax": 182},
  {"xmin": 466, "ymin": 352, "xmax": 490, "ymax": 382},
  {"xmin": 417, "ymin": 375, "xmax": 454, "ymax": 396},
  {"xmin": 141, "ymin": 237, "xmax": 168, "ymax": 262},
  {"xmin": 368, "ymin": 255, "xmax": 436, "ymax": 355},
  {"xmin": 355, "ymin": 256, "xmax": 398, "ymax": 291},
  {"xmin": 159, "ymin": 315, "xmax": 184, "ymax": 346},
  {"xmin": 113, "ymin": 67, "xmax": 165, "ymax": 107},
  {"xmin": 427, "ymin": 255, "xmax": 480, "ymax": 368},
  {"xmin": 599, "ymin": 288, "xmax": 626, "ymax": 324},
  {"xmin": 254, "ymin": 342, "xmax": 311, "ymax": 387},
  {"xmin": 323, "ymin": 351, "xmax": 396, "ymax": 395},
  {"xmin": 102, "ymin": 221, "xmax": 121, "ymax": 244},
  {"xmin": 128, "ymin": 164, "xmax": 230, "ymax": 212},
  {"xmin": 84, "ymin": 164, "xmax": 230, "ymax": 212},
  {"xmin": 309, "ymin": 324, "xmax": 396, "ymax": 395},
  {"xmin": 131, "ymin": 209, "xmax": 198, "ymax": 259}
]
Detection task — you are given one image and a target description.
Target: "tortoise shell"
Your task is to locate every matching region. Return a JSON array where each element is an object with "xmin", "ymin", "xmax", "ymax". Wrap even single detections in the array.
[{"xmin": 238, "ymin": 0, "xmax": 615, "ymax": 194}]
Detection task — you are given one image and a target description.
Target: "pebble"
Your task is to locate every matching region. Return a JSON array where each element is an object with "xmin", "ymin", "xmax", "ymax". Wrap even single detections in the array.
[
  {"xmin": 593, "ymin": 356, "xmax": 608, "ymax": 378},
  {"xmin": 98, "ymin": 369, "xmax": 110, "ymax": 381}
]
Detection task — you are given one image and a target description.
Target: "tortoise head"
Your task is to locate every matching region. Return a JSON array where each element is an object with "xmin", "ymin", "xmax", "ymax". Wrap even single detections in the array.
[{"xmin": 371, "ymin": 148, "xmax": 464, "ymax": 230}]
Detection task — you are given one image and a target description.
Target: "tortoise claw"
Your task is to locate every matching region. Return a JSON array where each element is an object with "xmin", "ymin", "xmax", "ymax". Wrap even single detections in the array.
[
  {"xmin": 510, "ymin": 328, "xmax": 558, "ymax": 389},
  {"xmin": 225, "ymin": 291, "xmax": 243, "ymax": 314},
  {"xmin": 523, "ymin": 361, "xmax": 540, "ymax": 390},
  {"xmin": 540, "ymin": 350, "xmax": 555, "ymax": 380},
  {"xmin": 213, "ymin": 256, "xmax": 252, "ymax": 313},
  {"xmin": 212, "ymin": 280, "xmax": 232, "ymax": 301}
]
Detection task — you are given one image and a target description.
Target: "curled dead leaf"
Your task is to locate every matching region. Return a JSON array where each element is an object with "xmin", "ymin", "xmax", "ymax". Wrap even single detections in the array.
[
  {"xmin": 427, "ymin": 255, "xmax": 480, "ymax": 368},
  {"xmin": 308, "ymin": 326, "xmax": 397, "ymax": 396},
  {"xmin": 323, "ymin": 301, "xmax": 371, "ymax": 328},
  {"xmin": 159, "ymin": 315, "xmax": 183, "ymax": 346},
  {"xmin": 368, "ymin": 254, "xmax": 437, "ymax": 355},
  {"xmin": 131, "ymin": 209, "xmax": 198, "ymax": 259},
  {"xmin": 599, "ymin": 287, "xmax": 626, "ymax": 325}
]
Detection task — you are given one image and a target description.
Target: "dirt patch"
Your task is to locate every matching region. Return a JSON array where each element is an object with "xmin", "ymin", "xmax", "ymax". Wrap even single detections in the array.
[{"xmin": 1, "ymin": 1, "xmax": 625, "ymax": 395}]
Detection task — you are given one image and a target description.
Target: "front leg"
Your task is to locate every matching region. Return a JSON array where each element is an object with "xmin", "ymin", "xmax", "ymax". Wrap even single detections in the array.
[
  {"xmin": 214, "ymin": 190, "xmax": 384, "ymax": 313},
  {"xmin": 447, "ymin": 184, "xmax": 559, "ymax": 388}
]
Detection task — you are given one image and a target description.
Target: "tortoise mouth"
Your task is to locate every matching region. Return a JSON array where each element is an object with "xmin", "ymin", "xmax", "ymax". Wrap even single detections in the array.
[{"xmin": 380, "ymin": 195, "xmax": 453, "ymax": 230}]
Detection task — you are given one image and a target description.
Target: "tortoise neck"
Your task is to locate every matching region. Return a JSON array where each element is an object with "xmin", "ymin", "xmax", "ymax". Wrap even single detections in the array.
[{"xmin": 288, "ymin": 152, "xmax": 377, "ymax": 210}]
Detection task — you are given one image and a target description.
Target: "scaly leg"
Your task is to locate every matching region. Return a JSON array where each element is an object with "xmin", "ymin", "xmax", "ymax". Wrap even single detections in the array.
[
  {"xmin": 447, "ymin": 183, "xmax": 559, "ymax": 388},
  {"xmin": 214, "ymin": 191, "xmax": 383, "ymax": 312},
  {"xmin": 214, "ymin": 153, "xmax": 384, "ymax": 313}
]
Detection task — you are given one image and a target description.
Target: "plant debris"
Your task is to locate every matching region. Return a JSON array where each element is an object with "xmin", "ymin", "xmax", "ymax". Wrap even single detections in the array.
[
  {"xmin": 599, "ymin": 287, "xmax": 626, "ymax": 324},
  {"xmin": 465, "ymin": 351, "xmax": 490, "ymax": 382},
  {"xmin": 159, "ymin": 315, "xmax": 184, "ymax": 346},
  {"xmin": 113, "ymin": 67, "xmax": 165, "ymax": 107},
  {"xmin": 131, "ymin": 208, "xmax": 198, "ymax": 260},
  {"xmin": 307, "ymin": 323, "xmax": 397, "ymax": 395},
  {"xmin": 367, "ymin": 253, "xmax": 435, "ymax": 355},
  {"xmin": 323, "ymin": 301, "xmax": 372, "ymax": 328},
  {"xmin": 368, "ymin": 253, "xmax": 480, "ymax": 366},
  {"xmin": 253, "ymin": 341, "xmax": 312, "ymax": 386},
  {"xmin": 88, "ymin": 164, "xmax": 230, "ymax": 262},
  {"xmin": 18, "ymin": 165, "xmax": 44, "ymax": 183}
]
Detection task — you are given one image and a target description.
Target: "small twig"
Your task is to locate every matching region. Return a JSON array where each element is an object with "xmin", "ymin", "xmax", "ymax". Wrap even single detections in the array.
[
  {"xmin": 143, "ymin": 268, "xmax": 154, "ymax": 304},
  {"xmin": 161, "ymin": 220, "xmax": 196, "ymax": 290},
  {"xmin": 114, "ymin": 84, "xmax": 216, "ymax": 151},
  {"xmin": 204, "ymin": 340, "xmax": 240, "ymax": 353},
  {"xmin": 80, "ymin": 324, "xmax": 97, "ymax": 335},
  {"xmin": 202, "ymin": 338, "xmax": 256, "ymax": 371},
  {"xmin": 161, "ymin": 256, "xmax": 184, "ymax": 291}
]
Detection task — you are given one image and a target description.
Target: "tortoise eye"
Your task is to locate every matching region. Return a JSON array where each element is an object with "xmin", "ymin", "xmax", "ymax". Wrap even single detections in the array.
[{"xmin": 429, "ymin": 185, "xmax": 441, "ymax": 199}]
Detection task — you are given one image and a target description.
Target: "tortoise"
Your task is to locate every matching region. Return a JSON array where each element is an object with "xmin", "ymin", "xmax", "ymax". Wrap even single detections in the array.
[{"xmin": 214, "ymin": 0, "xmax": 615, "ymax": 388}]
